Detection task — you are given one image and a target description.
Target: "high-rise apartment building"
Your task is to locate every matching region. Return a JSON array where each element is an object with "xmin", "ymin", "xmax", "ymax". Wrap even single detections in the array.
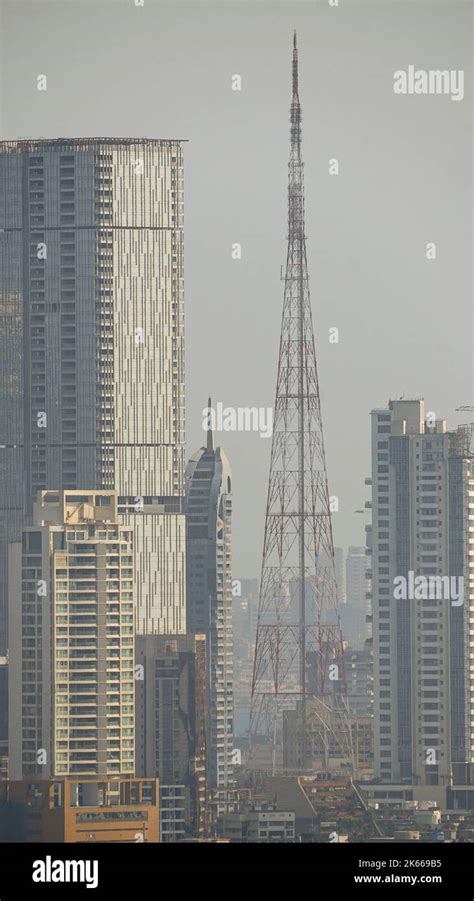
[
  {"xmin": 135, "ymin": 633, "xmax": 208, "ymax": 839},
  {"xmin": 341, "ymin": 546, "xmax": 370, "ymax": 649},
  {"xmin": 8, "ymin": 490, "xmax": 135, "ymax": 780},
  {"xmin": 346, "ymin": 641, "xmax": 373, "ymax": 719},
  {"xmin": 185, "ymin": 407, "xmax": 233, "ymax": 789},
  {"xmin": 232, "ymin": 578, "xmax": 259, "ymax": 740},
  {"xmin": 0, "ymin": 289, "xmax": 24, "ymax": 655},
  {"xmin": 0, "ymin": 657, "xmax": 7, "ymax": 780},
  {"xmin": 346, "ymin": 547, "xmax": 369, "ymax": 611},
  {"xmin": 0, "ymin": 138, "xmax": 186, "ymax": 642},
  {"xmin": 370, "ymin": 399, "xmax": 474, "ymax": 787}
]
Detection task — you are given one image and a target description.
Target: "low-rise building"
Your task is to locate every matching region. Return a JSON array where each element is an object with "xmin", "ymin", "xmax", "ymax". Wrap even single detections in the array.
[
  {"xmin": 0, "ymin": 777, "xmax": 159, "ymax": 842},
  {"xmin": 218, "ymin": 802, "xmax": 295, "ymax": 843}
]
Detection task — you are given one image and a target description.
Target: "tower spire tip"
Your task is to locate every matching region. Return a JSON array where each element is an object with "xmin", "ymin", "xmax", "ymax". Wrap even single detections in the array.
[
  {"xmin": 292, "ymin": 30, "xmax": 299, "ymax": 98},
  {"xmin": 206, "ymin": 396, "xmax": 214, "ymax": 452}
]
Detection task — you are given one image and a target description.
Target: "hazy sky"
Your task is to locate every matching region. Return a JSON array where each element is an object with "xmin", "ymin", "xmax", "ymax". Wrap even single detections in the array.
[{"xmin": 0, "ymin": 0, "xmax": 472, "ymax": 578}]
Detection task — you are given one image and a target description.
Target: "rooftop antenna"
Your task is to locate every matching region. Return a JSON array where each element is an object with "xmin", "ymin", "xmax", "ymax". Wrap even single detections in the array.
[{"xmin": 206, "ymin": 395, "xmax": 214, "ymax": 453}]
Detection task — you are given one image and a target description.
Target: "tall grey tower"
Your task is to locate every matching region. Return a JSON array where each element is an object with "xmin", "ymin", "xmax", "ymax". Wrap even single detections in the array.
[
  {"xmin": 0, "ymin": 138, "xmax": 186, "ymax": 645},
  {"xmin": 250, "ymin": 35, "xmax": 353, "ymax": 774},
  {"xmin": 370, "ymin": 399, "xmax": 474, "ymax": 790},
  {"xmin": 185, "ymin": 400, "xmax": 233, "ymax": 790}
]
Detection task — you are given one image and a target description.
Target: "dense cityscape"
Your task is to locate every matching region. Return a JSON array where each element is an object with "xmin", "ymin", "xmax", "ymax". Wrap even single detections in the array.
[{"xmin": 0, "ymin": 2, "xmax": 472, "ymax": 889}]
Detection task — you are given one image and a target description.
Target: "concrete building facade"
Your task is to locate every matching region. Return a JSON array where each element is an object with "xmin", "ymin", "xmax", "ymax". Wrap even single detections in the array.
[
  {"xmin": 135, "ymin": 633, "xmax": 208, "ymax": 839},
  {"xmin": 8, "ymin": 490, "xmax": 135, "ymax": 780},
  {"xmin": 370, "ymin": 399, "xmax": 474, "ymax": 786},
  {"xmin": 185, "ymin": 407, "xmax": 233, "ymax": 790},
  {"xmin": 346, "ymin": 546, "xmax": 369, "ymax": 611},
  {"xmin": 218, "ymin": 803, "xmax": 295, "ymax": 843},
  {"xmin": 0, "ymin": 657, "xmax": 7, "ymax": 780},
  {"xmin": 0, "ymin": 138, "xmax": 186, "ymax": 643},
  {"xmin": 0, "ymin": 777, "xmax": 159, "ymax": 842}
]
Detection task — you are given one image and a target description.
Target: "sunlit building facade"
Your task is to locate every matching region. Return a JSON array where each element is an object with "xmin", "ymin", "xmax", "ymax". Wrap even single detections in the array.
[
  {"xmin": 8, "ymin": 490, "xmax": 135, "ymax": 779},
  {"xmin": 0, "ymin": 138, "xmax": 186, "ymax": 641}
]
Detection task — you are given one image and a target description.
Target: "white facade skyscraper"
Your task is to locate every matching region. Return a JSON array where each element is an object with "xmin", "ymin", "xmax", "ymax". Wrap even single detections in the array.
[{"xmin": 0, "ymin": 138, "xmax": 186, "ymax": 639}]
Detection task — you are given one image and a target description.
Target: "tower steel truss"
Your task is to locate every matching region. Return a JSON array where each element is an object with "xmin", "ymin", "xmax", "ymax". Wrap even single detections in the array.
[{"xmin": 249, "ymin": 34, "xmax": 355, "ymax": 776}]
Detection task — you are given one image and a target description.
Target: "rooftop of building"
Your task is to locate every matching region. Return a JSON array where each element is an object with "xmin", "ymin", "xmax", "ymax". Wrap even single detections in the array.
[{"xmin": 0, "ymin": 137, "xmax": 187, "ymax": 151}]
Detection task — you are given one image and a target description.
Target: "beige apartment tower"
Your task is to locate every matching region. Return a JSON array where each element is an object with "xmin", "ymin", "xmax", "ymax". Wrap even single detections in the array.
[{"xmin": 8, "ymin": 490, "xmax": 135, "ymax": 779}]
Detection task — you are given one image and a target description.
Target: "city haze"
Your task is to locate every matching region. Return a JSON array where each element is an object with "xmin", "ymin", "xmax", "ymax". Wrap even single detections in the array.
[{"xmin": 0, "ymin": 0, "xmax": 471, "ymax": 577}]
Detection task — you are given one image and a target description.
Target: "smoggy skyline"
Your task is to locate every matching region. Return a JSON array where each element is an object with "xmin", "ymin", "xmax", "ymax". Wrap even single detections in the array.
[{"xmin": 0, "ymin": 0, "xmax": 471, "ymax": 577}]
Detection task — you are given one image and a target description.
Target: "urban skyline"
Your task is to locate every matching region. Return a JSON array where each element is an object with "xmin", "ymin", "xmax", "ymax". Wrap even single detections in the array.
[
  {"xmin": 0, "ymin": 0, "xmax": 472, "ymax": 872},
  {"xmin": 0, "ymin": 0, "xmax": 470, "ymax": 579}
]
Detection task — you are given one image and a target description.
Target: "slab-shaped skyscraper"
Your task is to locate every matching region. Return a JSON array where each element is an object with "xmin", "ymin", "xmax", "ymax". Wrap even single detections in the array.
[{"xmin": 0, "ymin": 138, "xmax": 186, "ymax": 644}]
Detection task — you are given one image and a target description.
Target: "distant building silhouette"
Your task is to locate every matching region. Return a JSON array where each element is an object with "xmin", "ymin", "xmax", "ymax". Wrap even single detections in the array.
[
  {"xmin": 346, "ymin": 546, "xmax": 369, "ymax": 611},
  {"xmin": 135, "ymin": 633, "xmax": 208, "ymax": 840},
  {"xmin": 185, "ymin": 400, "xmax": 233, "ymax": 790}
]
